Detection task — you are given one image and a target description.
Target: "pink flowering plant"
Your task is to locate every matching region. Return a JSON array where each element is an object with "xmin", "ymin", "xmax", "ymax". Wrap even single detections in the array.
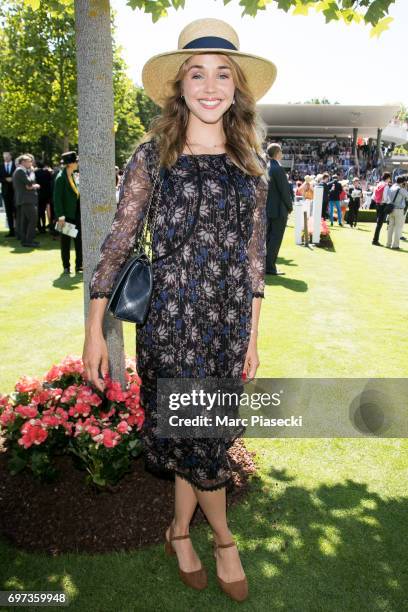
[{"xmin": 0, "ymin": 355, "xmax": 145, "ymax": 487}]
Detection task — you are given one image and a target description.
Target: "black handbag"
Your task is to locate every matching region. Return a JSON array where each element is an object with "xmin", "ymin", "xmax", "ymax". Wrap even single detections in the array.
[
  {"xmin": 107, "ymin": 165, "xmax": 165, "ymax": 324},
  {"xmin": 384, "ymin": 187, "xmax": 400, "ymax": 216}
]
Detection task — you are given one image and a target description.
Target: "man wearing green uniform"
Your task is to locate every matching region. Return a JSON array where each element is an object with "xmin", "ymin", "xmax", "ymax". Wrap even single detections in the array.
[{"xmin": 53, "ymin": 151, "xmax": 82, "ymax": 275}]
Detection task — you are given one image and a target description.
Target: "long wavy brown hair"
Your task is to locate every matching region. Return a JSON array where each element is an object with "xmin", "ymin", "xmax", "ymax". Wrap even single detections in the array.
[{"xmin": 139, "ymin": 53, "xmax": 267, "ymax": 176}]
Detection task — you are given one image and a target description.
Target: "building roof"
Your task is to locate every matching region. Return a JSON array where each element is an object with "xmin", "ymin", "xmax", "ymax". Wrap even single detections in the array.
[{"xmin": 257, "ymin": 104, "xmax": 400, "ymax": 139}]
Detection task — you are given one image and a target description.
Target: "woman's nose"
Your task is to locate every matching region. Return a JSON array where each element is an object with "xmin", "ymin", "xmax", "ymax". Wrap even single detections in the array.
[{"xmin": 203, "ymin": 76, "xmax": 217, "ymax": 93}]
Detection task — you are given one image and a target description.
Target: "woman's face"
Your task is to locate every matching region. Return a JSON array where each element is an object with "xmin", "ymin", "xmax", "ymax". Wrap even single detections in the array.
[{"xmin": 181, "ymin": 53, "xmax": 235, "ymax": 124}]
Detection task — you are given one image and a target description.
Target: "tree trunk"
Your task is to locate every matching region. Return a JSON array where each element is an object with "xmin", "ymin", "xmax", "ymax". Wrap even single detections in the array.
[{"xmin": 74, "ymin": 0, "xmax": 126, "ymax": 386}]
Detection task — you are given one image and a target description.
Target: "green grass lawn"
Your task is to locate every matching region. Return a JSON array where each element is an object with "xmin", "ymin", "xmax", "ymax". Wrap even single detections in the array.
[{"xmin": 1, "ymin": 220, "xmax": 407, "ymax": 611}]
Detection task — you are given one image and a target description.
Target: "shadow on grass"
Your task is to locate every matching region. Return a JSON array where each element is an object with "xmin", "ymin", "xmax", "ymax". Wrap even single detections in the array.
[
  {"xmin": 265, "ymin": 275, "xmax": 308, "ymax": 293},
  {"xmin": 0, "ymin": 232, "xmax": 61, "ymax": 253},
  {"xmin": 276, "ymin": 257, "xmax": 298, "ymax": 268},
  {"xmin": 0, "ymin": 469, "xmax": 406, "ymax": 611},
  {"xmin": 53, "ymin": 272, "xmax": 83, "ymax": 291}
]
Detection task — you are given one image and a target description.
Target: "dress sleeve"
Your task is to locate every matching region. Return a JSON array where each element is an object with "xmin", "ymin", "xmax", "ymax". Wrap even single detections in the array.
[
  {"xmin": 248, "ymin": 159, "xmax": 268, "ymax": 299},
  {"xmin": 89, "ymin": 144, "xmax": 154, "ymax": 299}
]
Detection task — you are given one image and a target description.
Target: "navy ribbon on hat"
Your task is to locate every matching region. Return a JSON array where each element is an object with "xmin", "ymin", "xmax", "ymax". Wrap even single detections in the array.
[{"xmin": 183, "ymin": 36, "xmax": 237, "ymax": 51}]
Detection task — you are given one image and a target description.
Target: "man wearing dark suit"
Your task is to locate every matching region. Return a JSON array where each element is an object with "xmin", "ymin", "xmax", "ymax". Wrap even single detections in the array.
[
  {"xmin": 0, "ymin": 152, "xmax": 16, "ymax": 237},
  {"xmin": 265, "ymin": 143, "xmax": 293, "ymax": 275},
  {"xmin": 12, "ymin": 154, "xmax": 41, "ymax": 247}
]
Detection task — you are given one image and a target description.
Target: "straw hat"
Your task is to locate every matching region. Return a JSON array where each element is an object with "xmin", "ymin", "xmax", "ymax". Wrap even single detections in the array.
[{"xmin": 142, "ymin": 18, "xmax": 277, "ymax": 107}]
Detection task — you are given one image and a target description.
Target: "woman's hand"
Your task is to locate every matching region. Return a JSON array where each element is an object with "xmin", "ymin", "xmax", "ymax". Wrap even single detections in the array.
[
  {"xmin": 243, "ymin": 336, "xmax": 260, "ymax": 380},
  {"xmin": 82, "ymin": 330, "xmax": 109, "ymax": 392}
]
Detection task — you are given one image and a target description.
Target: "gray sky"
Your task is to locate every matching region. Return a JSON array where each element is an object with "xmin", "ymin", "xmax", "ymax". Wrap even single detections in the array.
[{"xmin": 111, "ymin": 0, "xmax": 407, "ymax": 107}]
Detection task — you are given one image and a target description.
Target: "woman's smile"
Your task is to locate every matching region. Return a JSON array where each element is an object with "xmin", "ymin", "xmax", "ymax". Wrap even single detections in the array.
[{"xmin": 197, "ymin": 98, "xmax": 223, "ymax": 110}]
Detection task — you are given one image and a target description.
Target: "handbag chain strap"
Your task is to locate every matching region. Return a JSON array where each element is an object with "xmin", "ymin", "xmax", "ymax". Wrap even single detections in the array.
[{"xmin": 134, "ymin": 162, "xmax": 164, "ymax": 258}]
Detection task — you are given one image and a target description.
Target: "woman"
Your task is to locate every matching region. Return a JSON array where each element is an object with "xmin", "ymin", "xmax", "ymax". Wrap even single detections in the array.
[
  {"xmin": 82, "ymin": 18, "xmax": 276, "ymax": 602},
  {"xmin": 299, "ymin": 175, "xmax": 314, "ymax": 201},
  {"xmin": 347, "ymin": 177, "xmax": 363, "ymax": 227},
  {"xmin": 300, "ymin": 175, "xmax": 314, "ymax": 200}
]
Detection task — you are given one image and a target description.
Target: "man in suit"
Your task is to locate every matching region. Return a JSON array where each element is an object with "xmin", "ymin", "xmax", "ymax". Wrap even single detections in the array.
[
  {"xmin": 0, "ymin": 152, "xmax": 16, "ymax": 237},
  {"xmin": 265, "ymin": 143, "xmax": 293, "ymax": 275},
  {"xmin": 12, "ymin": 154, "xmax": 41, "ymax": 247},
  {"xmin": 53, "ymin": 151, "xmax": 82, "ymax": 275}
]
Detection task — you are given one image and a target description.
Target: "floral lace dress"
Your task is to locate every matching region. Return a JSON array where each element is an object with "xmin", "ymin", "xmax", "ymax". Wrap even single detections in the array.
[{"xmin": 89, "ymin": 140, "xmax": 267, "ymax": 491}]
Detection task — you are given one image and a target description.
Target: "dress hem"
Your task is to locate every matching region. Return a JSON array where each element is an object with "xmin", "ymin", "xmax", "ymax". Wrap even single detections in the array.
[{"xmin": 143, "ymin": 456, "xmax": 234, "ymax": 492}]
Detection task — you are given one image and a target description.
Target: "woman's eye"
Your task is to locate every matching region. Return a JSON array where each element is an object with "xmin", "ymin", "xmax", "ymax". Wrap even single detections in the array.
[
  {"xmin": 191, "ymin": 74, "xmax": 202, "ymax": 79},
  {"xmin": 219, "ymin": 74, "xmax": 230, "ymax": 79}
]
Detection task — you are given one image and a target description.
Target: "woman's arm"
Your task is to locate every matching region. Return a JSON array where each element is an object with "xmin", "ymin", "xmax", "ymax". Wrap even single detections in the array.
[
  {"xmin": 243, "ymin": 167, "xmax": 268, "ymax": 379},
  {"xmin": 88, "ymin": 143, "xmax": 154, "ymax": 300},
  {"xmin": 83, "ymin": 143, "xmax": 155, "ymax": 390}
]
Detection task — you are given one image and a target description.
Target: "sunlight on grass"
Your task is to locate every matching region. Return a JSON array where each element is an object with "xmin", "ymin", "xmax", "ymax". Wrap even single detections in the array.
[{"xmin": 1, "ymin": 223, "xmax": 408, "ymax": 611}]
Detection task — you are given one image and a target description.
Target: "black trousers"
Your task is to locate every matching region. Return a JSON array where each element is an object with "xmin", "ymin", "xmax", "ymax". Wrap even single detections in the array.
[
  {"xmin": 373, "ymin": 204, "xmax": 387, "ymax": 243},
  {"xmin": 348, "ymin": 202, "xmax": 360, "ymax": 226},
  {"xmin": 266, "ymin": 214, "xmax": 288, "ymax": 273},
  {"xmin": 3, "ymin": 191, "xmax": 15, "ymax": 233},
  {"xmin": 60, "ymin": 205, "xmax": 82, "ymax": 270}
]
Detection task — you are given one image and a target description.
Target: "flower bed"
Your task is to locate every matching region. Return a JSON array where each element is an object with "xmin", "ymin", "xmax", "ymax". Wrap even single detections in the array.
[{"xmin": 0, "ymin": 355, "xmax": 144, "ymax": 487}]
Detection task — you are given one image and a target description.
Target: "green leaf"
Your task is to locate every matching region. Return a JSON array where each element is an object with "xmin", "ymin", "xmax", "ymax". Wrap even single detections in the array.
[
  {"xmin": 8, "ymin": 452, "xmax": 27, "ymax": 475},
  {"xmin": 92, "ymin": 474, "xmax": 107, "ymax": 487}
]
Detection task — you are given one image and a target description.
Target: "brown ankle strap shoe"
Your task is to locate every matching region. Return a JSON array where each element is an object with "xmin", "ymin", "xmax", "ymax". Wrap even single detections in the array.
[
  {"xmin": 164, "ymin": 525, "xmax": 208, "ymax": 591},
  {"xmin": 213, "ymin": 539, "xmax": 249, "ymax": 602}
]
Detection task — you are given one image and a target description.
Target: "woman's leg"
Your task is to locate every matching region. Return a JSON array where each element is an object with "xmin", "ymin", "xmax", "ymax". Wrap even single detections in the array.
[
  {"xmin": 194, "ymin": 486, "xmax": 245, "ymax": 583},
  {"xmin": 167, "ymin": 475, "xmax": 202, "ymax": 572}
]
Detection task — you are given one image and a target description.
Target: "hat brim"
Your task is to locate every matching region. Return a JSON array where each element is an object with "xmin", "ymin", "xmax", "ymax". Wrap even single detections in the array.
[{"xmin": 142, "ymin": 48, "xmax": 277, "ymax": 107}]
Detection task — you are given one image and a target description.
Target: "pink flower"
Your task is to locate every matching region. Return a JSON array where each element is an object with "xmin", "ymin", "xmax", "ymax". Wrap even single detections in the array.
[
  {"xmin": 15, "ymin": 376, "xmax": 42, "ymax": 394},
  {"xmin": 105, "ymin": 381, "xmax": 126, "ymax": 403},
  {"xmin": 0, "ymin": 394, "xmax": 11, "ymax": 407},
  {"xmin": 60, "ymin": 355, "xmax": 85, "ymax": 376},
  {"xmin": 77, "ymin": 387, "xmax": 102, "ymax": 407},
  {"xmin": 44, "ymin": 364, "xmax": 63, "ymax": 382},
  {"xmin": 31, "ymin": 389, "xmax": 53, "ymax": 406},
  {"xmin": 99, "ymin": 407, "xmax": 115, "ymax": 420},
  {"xmin": 60, "ymin": 385, "xmax": 78, "ymax": 404},
  {"xmin": 101, "ymin": 428, "xmax": 121, "ymax": 448},
  {"xmin": 68, "ymin": 402, "xmax": 91, "ymax": 418},
  {"xmin": 18, "ymin": 421, "xmax": 48, "ymax": 448},
  {"xmin": 321, "ymin": 219, "xmax": 330, "ymax": 236},
  {"xmin": 127, "ymin": 409, "xmax": 144, "ymax": 430},
  {"xmin": 73, "ymin": 419, "xmax": 85, "ymax": 436},
  {"xmin": 15, "ymin": 404, "xmax": 39, "ymax": 419},
  {"xmin": 117, "ymin": 420, "xmax": 130, "ymax": 434},
  {"xmin": 0, "ymin": 407, "xmax": 16, "ymax": 427},
  {"xmin": 41, "ymin": 414, "xmax": 61, "ymax": 428},
  {"xmin": 85, "ymin": 425, "xmax": 101, "ymax": 438},
  {"xmin": 55, "ymin": 407, "xmax": 69, "ymax": 420}
]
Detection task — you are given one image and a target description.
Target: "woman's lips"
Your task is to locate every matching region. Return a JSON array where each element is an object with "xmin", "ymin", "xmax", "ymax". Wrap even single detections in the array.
[{"xmin": 198, "ymin": 99, "xmax": 222, "ymax": 110}]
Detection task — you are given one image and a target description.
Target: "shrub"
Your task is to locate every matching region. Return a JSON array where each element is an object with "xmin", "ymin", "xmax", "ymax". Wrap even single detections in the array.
[{"xmin": 0, "ymin": 355, "xmax": 144, "ymax": 487}]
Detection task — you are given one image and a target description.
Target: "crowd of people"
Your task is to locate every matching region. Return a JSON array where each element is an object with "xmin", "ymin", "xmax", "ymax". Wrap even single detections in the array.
[
  {"xmin": 0, "ymin": 150, "xmax": 84, "ymax": 273},
  {"xmin": 0, "ymin": 150, "xmax": 129, "ymax": 273},
  {"xmin": 2, "ymin": 142, "xmax": 407, "ymax": 282},
  {"xmin": 265, "ymin": 136, "xmax": 383, "ymax": 181}
]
